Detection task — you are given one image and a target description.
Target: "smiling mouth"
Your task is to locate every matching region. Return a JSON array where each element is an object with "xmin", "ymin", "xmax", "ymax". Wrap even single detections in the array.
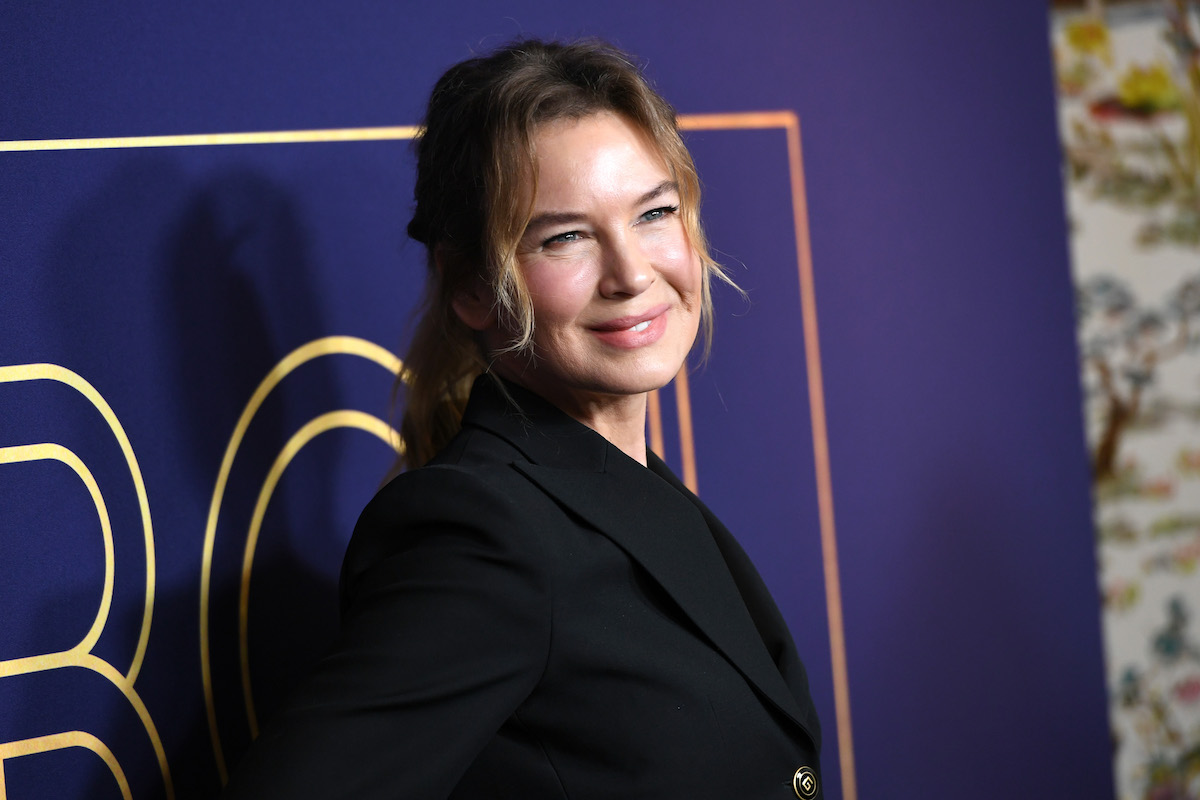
[
  {"xmin": 590, "ymin": 307, "xmax": 669, "ymax": 349},
  {"xmin": 593, "ymin": 304, "xmax": 671, "ymax": 333}
]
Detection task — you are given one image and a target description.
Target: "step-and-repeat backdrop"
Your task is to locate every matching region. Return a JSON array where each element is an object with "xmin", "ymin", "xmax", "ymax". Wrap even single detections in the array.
[{"xmin": 2, "ymin": 3, "xmax": 1112, "ymax": 798}]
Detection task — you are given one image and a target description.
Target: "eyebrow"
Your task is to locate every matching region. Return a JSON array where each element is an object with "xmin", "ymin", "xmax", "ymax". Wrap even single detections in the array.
[
  {"xmin": 522, "ymin": 180, "xmax": 680, "ymax": 235},
  {"xmin": 635, "ymin": 179, "xmax": 678, "ymax": 207}
]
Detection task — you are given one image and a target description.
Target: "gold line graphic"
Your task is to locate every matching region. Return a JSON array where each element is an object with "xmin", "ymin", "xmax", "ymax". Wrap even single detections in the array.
[
  {"xmin": 679, "ymin": 111, "xmax": 799, "ymax": 131},
  {"xmin": 0, "ymin": 126, "xmax": 421, "ymax": 152},
  {"xmin": 647, "ymin": 389, "xmax": 665, "ymax": 458},
  {"xmin": 0, "ymin": 657, "xmax": 174, "ymax": 799},
  {"xmin": 782, "ymin": 113, "xmax": 856, "ymax": 800},
  {"xmin": 200, "ymin": 336, "xmax": 402, "ymax": 784},
  {"xmin": 0, "ymin": 731, "xmax": 132, "ymax": 800},
  {"xmin": 0, "ymin": 364, "xmax": 156, "ymax": 685},
  {"xmin": 680, "ymin": 112, "xmax": 857, "ymax": 796},
  {"xmin": 0, "ymin": 366, "xmax": 170, "ymax": 794},
  {"xmin": 682, "ymin": 112, "xmax": 858, "ymax": 798},
  {"xmin": 0, "ymin": 453, "xmax": 174, "ymax": 797},
  {"xmin": 0, "ymin": 444, "xmax": 114, "ymax": 662},
  {"xmin": 78, "ymin": 653, "xmax": 173, "ymax": 799},
  {"xmin": 644, "ymin": 373, "xmax": 695, "ymax": 486},
  {"xmin": 673, "ymin": 367, "xmax": 698, "ymax": 493},
  {"xmin": 239, "ymin": 410, "xmax": 400, "ymax": 738},
  {"xmin": 0, "ymin": 111, "xmax": 796, "ymax": 153},
  {"xmin": 0, "ymin": 656, "xmax": 172, "ymax": 797}
]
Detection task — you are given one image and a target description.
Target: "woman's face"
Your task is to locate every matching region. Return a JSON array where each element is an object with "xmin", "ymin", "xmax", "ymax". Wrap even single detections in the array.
[{"xmin": 488, "ymin": 112, "xmax": 702, "ymax": 422}]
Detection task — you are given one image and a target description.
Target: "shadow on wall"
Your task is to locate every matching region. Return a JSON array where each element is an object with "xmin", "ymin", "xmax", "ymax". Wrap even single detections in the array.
[
  {"xmin": 164, "ymin": 165, "xmax": 350, "ymax": 795},
  {"xmin": 22, "ymin": 155, "xmax": 350, "ymax": 798}
]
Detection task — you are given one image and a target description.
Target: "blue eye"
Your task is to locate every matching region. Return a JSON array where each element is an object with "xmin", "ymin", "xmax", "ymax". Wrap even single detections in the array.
[
  {"xmin": 640, "ymin": 205, "xmax": 679, "ymax": 223},
  {"xmin": 542, "ymin": 231, "xmax": 582, "ymax": 247}
]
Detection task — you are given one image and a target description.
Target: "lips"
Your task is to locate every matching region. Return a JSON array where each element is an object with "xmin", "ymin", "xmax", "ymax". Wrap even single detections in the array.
[
  {"xmin": 590, "ymin": 304, "xmax": 669, "ymax": 332},
  {"xmin": 590, "ymin": 304, "xmax": 669, "ymax": 349}
]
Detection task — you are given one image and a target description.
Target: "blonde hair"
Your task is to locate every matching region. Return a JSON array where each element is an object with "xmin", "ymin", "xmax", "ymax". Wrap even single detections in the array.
[{"xmin": 400, "ymin": 39, "xmax": 728, "ymax": 468}]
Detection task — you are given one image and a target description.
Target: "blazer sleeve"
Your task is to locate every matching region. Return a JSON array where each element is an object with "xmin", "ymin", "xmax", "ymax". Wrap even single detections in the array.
[{"xmin": 222, "ymin": 464, "xmax": 553, "ymax": 799}]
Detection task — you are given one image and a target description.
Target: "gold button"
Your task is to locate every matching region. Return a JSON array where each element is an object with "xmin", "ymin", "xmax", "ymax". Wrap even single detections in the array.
[{"xmin": 793, "ymin": 766, "xmax": 818, "ymax": 799}]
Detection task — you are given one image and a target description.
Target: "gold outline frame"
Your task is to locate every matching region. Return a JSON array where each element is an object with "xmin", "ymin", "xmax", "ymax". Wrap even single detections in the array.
[{"xmin": 2, "ymin": 113, "xmax": 856, "ymax": 799}]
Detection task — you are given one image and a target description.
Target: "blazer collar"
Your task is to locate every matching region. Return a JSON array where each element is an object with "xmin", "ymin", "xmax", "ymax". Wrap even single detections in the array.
[{"xmin": 462, "ymin": 376, "xmax": 818, "ymax": 744}]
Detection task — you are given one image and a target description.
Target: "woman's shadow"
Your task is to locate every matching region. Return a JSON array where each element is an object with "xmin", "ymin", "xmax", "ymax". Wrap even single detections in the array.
[{"xmin": 163, "ymin": 163, "xmax": 351, "ymax": 797}]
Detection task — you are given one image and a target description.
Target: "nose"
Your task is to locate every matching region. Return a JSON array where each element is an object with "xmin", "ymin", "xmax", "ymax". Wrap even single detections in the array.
[{"xmin": 598, "ymin": 233, "xmax": 653, "ymax": 298}]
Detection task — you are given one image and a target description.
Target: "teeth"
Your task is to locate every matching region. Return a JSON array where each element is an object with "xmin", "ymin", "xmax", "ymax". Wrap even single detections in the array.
[{"xmin": 629, "ymin": 320, "xmax": 650, "ymax": 333}]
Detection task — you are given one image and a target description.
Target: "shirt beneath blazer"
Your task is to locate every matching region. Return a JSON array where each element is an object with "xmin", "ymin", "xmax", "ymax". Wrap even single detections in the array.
[{"xmin": 223, "ymin": 375, "xmax": 823, "ymax": 800}]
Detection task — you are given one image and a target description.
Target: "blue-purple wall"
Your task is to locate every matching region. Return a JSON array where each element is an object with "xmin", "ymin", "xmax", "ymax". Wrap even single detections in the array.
[{"xmin": 1, "ymin": 2, "xmax": 1112, "ymax": 798}]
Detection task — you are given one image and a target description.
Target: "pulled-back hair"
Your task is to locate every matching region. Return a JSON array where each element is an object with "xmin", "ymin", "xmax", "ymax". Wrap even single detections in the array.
[{"xmin": 400, "ymin": 38, "xmax": 726, "ymax": 468}]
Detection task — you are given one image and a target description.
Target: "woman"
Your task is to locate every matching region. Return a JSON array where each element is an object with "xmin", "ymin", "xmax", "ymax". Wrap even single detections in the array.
[{"xmin": 224, "ymin": 39, "xmax": 823, "ymax": 799}]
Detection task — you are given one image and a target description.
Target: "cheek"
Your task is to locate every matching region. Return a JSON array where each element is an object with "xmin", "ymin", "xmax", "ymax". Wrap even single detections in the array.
[
  {"xmin": 667, "ymin": 249, "xmax": 703, "ymax": 301},
  {"xmin": 646, "ymin": 229, "xmax": 700, "ymax": 292},
  {"xmin": 522, "ymin": 258, "xmax": 598, "ymax": 323}
]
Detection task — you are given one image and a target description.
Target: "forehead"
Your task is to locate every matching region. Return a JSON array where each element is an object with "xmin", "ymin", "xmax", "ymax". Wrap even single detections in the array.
[{"xmin": 526, "ymin": 112, "xmax": 672, "ymax": 204}]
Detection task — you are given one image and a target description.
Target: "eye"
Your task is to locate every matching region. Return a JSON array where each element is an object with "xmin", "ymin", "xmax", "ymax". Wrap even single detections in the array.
[
  {"xmin": 542, "ymin": 230, "xmax": 582, "ymax": 247},
  {"xmin": 639, "ymin": 205, "xmax": 679, "ymax": 224}
]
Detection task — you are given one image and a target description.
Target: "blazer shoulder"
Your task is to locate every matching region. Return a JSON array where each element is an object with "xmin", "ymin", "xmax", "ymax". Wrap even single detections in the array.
[
  {"xmin": 359, "ymin": 427, "xmax": 523, "ymax": 517},
  {"xmin": 340, "ymin": 431, "xmax": 551, "ymax": 608}
]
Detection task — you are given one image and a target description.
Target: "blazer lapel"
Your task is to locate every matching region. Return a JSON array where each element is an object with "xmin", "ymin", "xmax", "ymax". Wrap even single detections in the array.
[
  {"xmin": 516, "ymin": 454, "xmax": 816, "ymax": 744},
  {"xmin": 646, "ymin": 454, "xmax": 822, "ymax": 748}
]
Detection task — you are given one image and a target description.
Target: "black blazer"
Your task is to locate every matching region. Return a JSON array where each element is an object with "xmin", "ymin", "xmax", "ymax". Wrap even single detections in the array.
[{"xmin": 224, "ymin": 377, "xmax": 822, "ymax": 799}]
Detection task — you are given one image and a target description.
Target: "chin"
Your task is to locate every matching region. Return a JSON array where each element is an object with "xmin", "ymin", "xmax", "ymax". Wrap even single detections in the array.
[{"xmin": 610, "ymin": 364, "xmax": 687, "ymax": 395}]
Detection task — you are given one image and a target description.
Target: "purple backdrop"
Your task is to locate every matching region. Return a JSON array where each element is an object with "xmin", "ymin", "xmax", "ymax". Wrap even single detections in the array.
[{"xmin": 1, "ymin": 2, "xmax": 1111, "ymax": 798}]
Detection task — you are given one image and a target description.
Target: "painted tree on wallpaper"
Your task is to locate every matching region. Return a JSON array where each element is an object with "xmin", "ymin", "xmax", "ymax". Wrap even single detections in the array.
[
  {"xmin": 1078, "ymin": 273, "xmax": 1200, "ymax": 481},
  {"xmin": 1054, "ymin": 1, "xmax": 1200, "ymax": 798}
]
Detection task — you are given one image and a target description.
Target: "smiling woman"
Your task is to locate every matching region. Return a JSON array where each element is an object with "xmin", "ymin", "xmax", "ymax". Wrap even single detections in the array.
[
  {"xmin": 222, "ymin": 39, "xmax": 824, "ymax": 800},
  {"xmin": 457, "ymin": 112, "xmax": 703, "ymax": 459}
]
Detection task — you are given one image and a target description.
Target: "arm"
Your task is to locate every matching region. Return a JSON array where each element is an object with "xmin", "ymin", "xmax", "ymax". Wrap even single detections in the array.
[{"xmin": 222, "ymin": 465, "xmax": 552, "ymax": 799}]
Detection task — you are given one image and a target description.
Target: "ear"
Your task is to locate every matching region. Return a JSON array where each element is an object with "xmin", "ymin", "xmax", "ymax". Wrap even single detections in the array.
[
  {"xmin": 436, "ymin": 245, "xmax": 496, "ymax": 332},
  {"xmin": 450, "ymin": 275, "xmax": 497, "ymax": 332}
]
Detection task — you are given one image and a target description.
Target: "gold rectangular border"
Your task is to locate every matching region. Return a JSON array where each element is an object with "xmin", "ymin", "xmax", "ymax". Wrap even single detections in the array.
[{"xmin": 0, "ymin": 114, "xmax": 856, "ymax": 799}]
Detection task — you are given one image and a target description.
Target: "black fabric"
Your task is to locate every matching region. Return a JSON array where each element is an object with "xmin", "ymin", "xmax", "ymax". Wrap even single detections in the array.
[{"xmin": 223, "ymin": 375, "xmax": 822, "ymax": 799}]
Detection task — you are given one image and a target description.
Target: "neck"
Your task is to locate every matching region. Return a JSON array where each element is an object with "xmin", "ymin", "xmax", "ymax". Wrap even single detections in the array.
[
  {"xmin": 542, "ymin": 387, "xmax": 650, "ymax": 466},
  {"xmin": 491, "ymin": 368, "xmax": 650, "ymax": 466},
  {"xmin": 580, "ymin": 394, "xmax": 649, "ymax": 466}
]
